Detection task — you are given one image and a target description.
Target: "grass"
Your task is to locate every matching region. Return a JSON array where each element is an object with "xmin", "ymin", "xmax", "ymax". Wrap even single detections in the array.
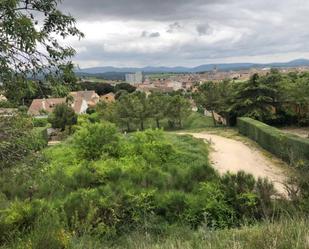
[{"xmin": 69, "ymin": 218, "xmax": 309, "ymax": 249}]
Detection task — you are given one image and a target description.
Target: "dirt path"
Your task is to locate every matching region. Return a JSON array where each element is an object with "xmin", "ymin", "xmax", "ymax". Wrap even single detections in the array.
[{"xmin": 178, "ymin": 132, "xmax": 287, "ymax": 194}]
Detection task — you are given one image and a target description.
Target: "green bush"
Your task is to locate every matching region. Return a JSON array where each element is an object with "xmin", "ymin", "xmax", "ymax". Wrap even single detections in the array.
[
  {"xmin": 32, "ymin": 118, "xmax": 48, "ymax": 127},
  {"xmin": 73, "ymin": 122, "xmax": 120, "ymax": 160},
  {"xmin": 48, "ymin": 103, "xmax": 77, "ymax": 131},
  {"xmin": 237, "ymin": 117, "xmax": 309, "ymax": 165},
  {"xmin": 0, "ymin": 115, "xmax": 48, "ymax": 169}
]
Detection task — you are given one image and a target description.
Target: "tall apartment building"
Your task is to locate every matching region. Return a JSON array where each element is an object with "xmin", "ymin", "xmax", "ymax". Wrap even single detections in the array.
[{"xmin": 125, "ymin": 71, "xmax": 143, "ymax": 84}]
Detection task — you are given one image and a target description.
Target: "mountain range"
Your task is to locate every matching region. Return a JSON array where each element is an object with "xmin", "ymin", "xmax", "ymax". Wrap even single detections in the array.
[{"xmin": 75, "ymin": 59, "xmax": 309, "ymax": 75}]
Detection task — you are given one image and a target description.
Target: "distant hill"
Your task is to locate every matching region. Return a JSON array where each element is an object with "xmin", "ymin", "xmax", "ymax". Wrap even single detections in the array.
[{"xmin": 75, "ymin": 59, "xmax": 309, "ymax": 75}]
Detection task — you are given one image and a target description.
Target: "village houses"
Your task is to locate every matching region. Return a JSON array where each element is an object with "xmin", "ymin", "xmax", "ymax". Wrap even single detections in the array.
[{"xmin": 28, "ymin": 90, "xmax": 100, "ymax": 117}]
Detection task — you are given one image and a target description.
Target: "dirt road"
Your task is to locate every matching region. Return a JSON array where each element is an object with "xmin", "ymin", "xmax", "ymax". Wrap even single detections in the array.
[{"xmin": 178, "ymin": 132, "xmax": 287, "ymax": 194}]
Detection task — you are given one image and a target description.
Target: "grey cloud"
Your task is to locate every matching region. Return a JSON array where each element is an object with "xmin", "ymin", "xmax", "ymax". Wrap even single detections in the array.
[
  {"xmin": 167, "ymin": 22, "xmax": 183, "ymax": 33},
  {"xmin": 149, "ymin": 32, "xmax": 160, "ymax": 38},
  {"xmin": 141, "ymin": 31, "xmax": 160, "ymax": 38},
  {"xmin": 61, "ymin": 0, "xmax": 224, "ymax": 21},
  {"xmin": 196, "ymin": 24, "xmax": 212, "ymax": 36},
  {"xmin": 61, "ymin": 0, "xmax": 309, "ymax": 66}
]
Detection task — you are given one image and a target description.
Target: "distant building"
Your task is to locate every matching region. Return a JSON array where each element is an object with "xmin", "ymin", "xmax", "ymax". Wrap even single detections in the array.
[
  {"xmin": 125, "ymin": 72, "xmax": 143, "ymax": 84},
  {"xmin": 28, "ymin": 91, "xmax": 100, "ymax": 117}
]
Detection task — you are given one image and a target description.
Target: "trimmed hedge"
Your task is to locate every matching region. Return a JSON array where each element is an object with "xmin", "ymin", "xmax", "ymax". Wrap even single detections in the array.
[{"xmin": 237, "ymin": 117, "xmax": 309, "ymax": 165}]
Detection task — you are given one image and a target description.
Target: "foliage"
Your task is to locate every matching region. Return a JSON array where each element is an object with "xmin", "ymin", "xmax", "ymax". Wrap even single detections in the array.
[
  {"xmin": 237, "ymin": 117, "xmax": 309, "ymax": 166},
  {"xmin": 165, "ymin": 95, "xmax": 191, "ymax": 129},
  {"xmin": 0, "ymin": 0, "xmax": 83, "ymax": 105},
  {"xmin": 32, "ymin": 118, "xmax": 48, "ymax": 128},
  {"xmin": 73, "ymin": 122, "xmax": 120, "ymax": 160},
  {"xmin": 230, "ymin": 74, "xmax": 278, "ymax": 121},
  {"xmin": 195, "ymin": 81, "xmax": 221, "ymax": 126},
  {"xmin": 97, "ymin": 92, "xmax": 192, "ymax": 131},
  {"xmin": 79, "ymin": 82, "xmax": 114, "ymax": 95},
  {"xmin": 48, "ymin": 103, "xmax": 77, "ymax": 131},
  {"xmin": 0, "ymin": 125, "xmax": 285, "ymax": 248},
  {"xmin": 0, "ymin": 114, "xmax": 48, "ymax": 169},
  {"xmin": 0, "ymin": 101, "xmax": 15, "ymax": 108},
  {"xmin": 148, "ymin": 92, "xmax": 168, "ymax": 128},
  {"xmin": 195, "ymin": 70, "xmax": 309, "ymax": 126},
  {"xmin": 0, "ymin": 0, "xmax": 83, "ymax": 77},
  {"xmin": 114, "ymin": 83, "xmax": 136, "ymax": 94}
]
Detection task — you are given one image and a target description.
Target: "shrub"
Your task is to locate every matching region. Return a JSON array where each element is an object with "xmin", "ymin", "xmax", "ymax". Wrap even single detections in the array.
[
  {"xmin": 237, "ymin": 117, "xmax": 309, "ymax": 165},
  {"xmin": 185, "ymin": 183, "xmax": 235, "ymax": 229},
  {"xmin": 0, "ymin": 114, "xmax": 47, "ymax": 169},
  {"xmin": 32, "ymin": 118, "xmax": 48, "ymax": 127},
  {"xmin": 73, "ymin": 122, "xmax": 120, "ymax": 160},
  {"xmin": 48, "ymin": 103, "xmax": 77, "ymax": 131},
  {"xmin": 29, "ymin": 127, "xmax": 49, "ymax": 151}
]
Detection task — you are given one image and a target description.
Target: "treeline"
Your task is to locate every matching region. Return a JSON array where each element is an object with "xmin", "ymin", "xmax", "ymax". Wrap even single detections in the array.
[
  {"xmin": 194, "ymin": 69, "xmax": 309, "ymax": 126},
  {"xmin": 94, "ymin": 92, "xmax": 191, "ymax": 131},
  {"xmin": 0, "ymin": 78, "xmax": 136, "ymax": 107},
  {"xmin": 79, "ymin": 81, "xmax": 136, "ymax": 96}
]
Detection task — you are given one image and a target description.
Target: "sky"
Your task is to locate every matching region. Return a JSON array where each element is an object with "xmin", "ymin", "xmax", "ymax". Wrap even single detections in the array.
[{"xmin": 60, "ymin": 0, "xmax": 309, "ymax": 68}]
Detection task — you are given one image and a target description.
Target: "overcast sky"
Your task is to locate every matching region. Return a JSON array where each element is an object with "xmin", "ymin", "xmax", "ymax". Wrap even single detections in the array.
[{"xmin": 61, "ymin": 0, "xmax": 309, "ymax": 68}]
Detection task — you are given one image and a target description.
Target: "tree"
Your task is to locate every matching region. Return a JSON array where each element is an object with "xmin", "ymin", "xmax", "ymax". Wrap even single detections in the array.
[
  {"xmin": 48, "ymin": 103, "xmax": 77, "ymax": 131},
  {"xmin": 282, "ymin": 73, "xmax": 309, "ymax": 126},
  {"xmin": 131, "ymin": 91, "xmax": 149, "ymax": 131},
  {"xmin": 96, "ymin": 101, "xmax": 118, "ymax": 124},
  {"xmin": 116, "ymin": 93, "xmax": 135, "ymax": 131},
  {"xmin": 195, "ymin": 82, "xmax": 220, "ymax": 126},
  {"xmin": 166, "ymin": 95, "xmax": 191, "ymax": 128},
  {"xmin": 148, "ymin": 92, "xmax": 168, "ymax": 128},
  {"xmin": 230, "ymin": 74, "xmax": 277, "ymax": 122},
  {"xmin": 0, "ymin": 0, "xmax": 83, "ymax": 95},
  {"xmin": 114, "ymin": 83, "xmax": 136, "ymax": 94},
  {"xmin": 80, "ymin": 82, "xmax": 114, "ymax": 96}
]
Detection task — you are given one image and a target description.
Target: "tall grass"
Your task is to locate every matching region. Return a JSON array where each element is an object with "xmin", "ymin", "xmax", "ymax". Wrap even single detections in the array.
[{"xmin": 70, "ymin": 218, "xmax": 309, "ymax": 249}]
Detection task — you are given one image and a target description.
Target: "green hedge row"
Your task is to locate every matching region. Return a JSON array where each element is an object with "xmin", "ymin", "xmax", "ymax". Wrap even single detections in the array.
[{"xmin": 237, "ymin": 117, "xmax": 309, "ymax": 165}]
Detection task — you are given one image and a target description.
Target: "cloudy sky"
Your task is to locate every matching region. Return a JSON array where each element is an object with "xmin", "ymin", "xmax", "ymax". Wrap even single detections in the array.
[{"xmin": 61, "ymin": 0, "xmax": 309, "ymax": 68}]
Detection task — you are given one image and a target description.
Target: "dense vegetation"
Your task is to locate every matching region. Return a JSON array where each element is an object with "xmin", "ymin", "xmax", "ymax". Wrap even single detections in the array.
[
  {"xmin": 96, "ymin": 91, "xmax": 194, "ymax": 131},
  {"xmin": 0, "ymin": 114, "xmax": 48, "ymax": 169},
  {"xmin": 79, "ymin": 81, "xmax": 136, "ymax": 96},
  {"xmin": 1, "ymin": 119, "xmax": 295, "ymax": 248},
  {"xmin": 195, "ymin": 69, "xmax": 309, "ymax": 126}
]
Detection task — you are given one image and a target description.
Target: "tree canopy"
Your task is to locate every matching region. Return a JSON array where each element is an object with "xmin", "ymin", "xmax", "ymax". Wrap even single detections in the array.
[{"xmin": 0, "ymin": 0, "xmax": 83, "ymax": 101}]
